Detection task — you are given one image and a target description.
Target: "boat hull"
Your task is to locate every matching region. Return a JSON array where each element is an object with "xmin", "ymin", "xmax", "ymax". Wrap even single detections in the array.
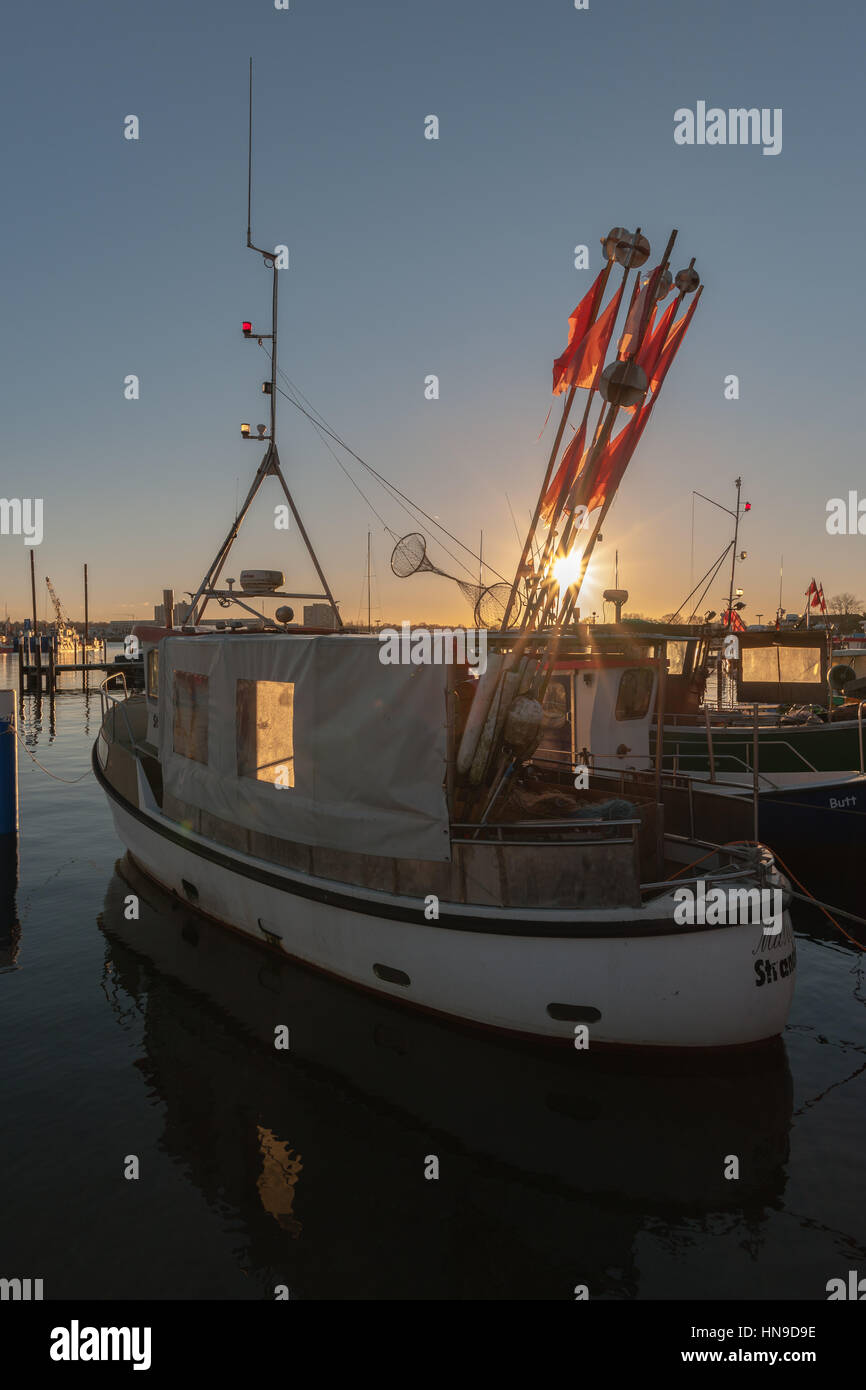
[
  {"xmin": 659, "ymin": 719, "xmax": 863, "ymax": 774},
  {"xmin": 100, "ymin": 772, "xmax": 797, "ymax": 1050}
]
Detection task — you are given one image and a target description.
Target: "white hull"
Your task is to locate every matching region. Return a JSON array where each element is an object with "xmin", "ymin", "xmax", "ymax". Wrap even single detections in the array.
[{"xmin": 104, "ymin": 790, "xmax": 797, "ymax": 1049}]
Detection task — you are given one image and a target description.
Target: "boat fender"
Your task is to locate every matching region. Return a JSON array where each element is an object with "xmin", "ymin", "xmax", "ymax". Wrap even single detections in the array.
[
  {"xmin": 503, "ymin": 695, "xmax": 544, "ymax": 758},
  {"xmin": 456, "ymin": 654, "xmax": 504, "ymax": 775}
]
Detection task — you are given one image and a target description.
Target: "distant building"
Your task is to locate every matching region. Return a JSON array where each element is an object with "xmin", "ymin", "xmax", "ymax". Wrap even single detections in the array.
[
  {"xmin": 105, "ymin": 619, "xmax": 143, "ymax": 640},
  {"xmin": 303, "ymin": 603, "xmax": 338, "ymax": 630},
  {"xmin": 154, "ymin": 601, "xmax": 192, "ymax": 626}
]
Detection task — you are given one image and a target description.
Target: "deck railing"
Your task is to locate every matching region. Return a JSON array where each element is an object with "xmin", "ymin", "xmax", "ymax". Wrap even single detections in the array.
[{"xmin": 450, "ymin": 817, "xmax": 641, "ymax": 849}]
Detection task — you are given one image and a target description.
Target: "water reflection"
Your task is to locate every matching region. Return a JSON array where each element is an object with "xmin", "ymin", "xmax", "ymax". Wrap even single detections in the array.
[
  {"xmin": 0, "ymin": 837, "xmax": 20, "ymax": 969},
  {"xmin": 98, "ymin": 855, "xmax": 794, "ymax": 1299}
]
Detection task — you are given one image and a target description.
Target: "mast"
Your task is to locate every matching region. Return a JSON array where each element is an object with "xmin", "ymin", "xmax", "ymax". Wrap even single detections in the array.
[
  {"xmin": 367, "ymin": 530, "xmax": 372, "ymax": 630},
  {"xmin": 726, "ymin": 476, "xmax": 742, "ymax": 632},
  {"xmin": 29, "ymin": 552, "xmax": 37, "ymax": 635},
  {"xmin": 189, "ymin": 60, "xmax": 342, "ymax": 629}
]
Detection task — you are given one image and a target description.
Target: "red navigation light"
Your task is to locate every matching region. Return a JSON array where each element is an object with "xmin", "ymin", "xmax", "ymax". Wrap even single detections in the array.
[
  {"xmin": 242, "ymin": 321, "xmax": 252, "ymax": 337},
  {"xmin": 744, "ymin": 502, "xmax": 751, "ymax": 511}
]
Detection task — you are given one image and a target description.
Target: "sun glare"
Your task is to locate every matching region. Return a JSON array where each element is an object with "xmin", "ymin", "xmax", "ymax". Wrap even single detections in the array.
[{"xmin": 552, "ymin": 546, "xmax": 584, "ymax": 593}]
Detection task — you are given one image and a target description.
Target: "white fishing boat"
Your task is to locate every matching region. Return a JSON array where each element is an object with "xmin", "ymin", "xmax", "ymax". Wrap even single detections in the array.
[
  {"xmin": 94, "ymin": 621, "xmax": 796, "ymax": 1047},
  {"xmin": 93, "ymin": 92, "xmax": 796, "ymax": 1048}
]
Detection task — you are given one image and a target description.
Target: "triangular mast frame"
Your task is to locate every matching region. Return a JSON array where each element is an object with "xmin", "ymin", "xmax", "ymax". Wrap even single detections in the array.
[{"xmin": 189, "ymin": 60, "xmax": 341, "ymax": 629}]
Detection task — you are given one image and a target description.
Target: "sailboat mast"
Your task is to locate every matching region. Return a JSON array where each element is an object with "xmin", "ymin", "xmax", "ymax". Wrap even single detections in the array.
[{"xmin": 367, "ymin": 530, "xmax": 371, "ymax": 630}]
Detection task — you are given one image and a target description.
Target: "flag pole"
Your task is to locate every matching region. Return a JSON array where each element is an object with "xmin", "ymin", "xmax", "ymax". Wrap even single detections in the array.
[
  {"xmin": 500, "ymin": 258, "xmax": 614, "ymax": 630},
  {"xmin": 518, "ymin": 257, "xmax": 639, "ymax": 632},
  {"xmin": 540, "ymin": 229, "xmax": 680, "ymax": 636}
]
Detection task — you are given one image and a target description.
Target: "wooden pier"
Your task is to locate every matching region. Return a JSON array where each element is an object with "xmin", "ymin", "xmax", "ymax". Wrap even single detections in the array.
[{"xmin": 17, "ymin": 637, "xmax": 134, "ymax": 694}]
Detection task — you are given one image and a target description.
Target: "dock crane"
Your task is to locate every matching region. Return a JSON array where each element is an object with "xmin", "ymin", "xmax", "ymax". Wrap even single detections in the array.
[{"xmin": 45, "ymin": 576, "xmax": 70, "ymax": 630}]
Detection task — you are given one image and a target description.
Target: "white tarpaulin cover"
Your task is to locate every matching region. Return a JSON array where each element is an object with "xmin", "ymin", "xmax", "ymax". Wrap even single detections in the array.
[{"xmin": 158, "ymin": 634, "xmax": 451, "ymax": 861}]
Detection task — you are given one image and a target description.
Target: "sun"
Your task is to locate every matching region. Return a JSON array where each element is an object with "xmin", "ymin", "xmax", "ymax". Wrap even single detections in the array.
[{"xmin": 552, "ymin": 546, "xmax": 584, "ymax": 593}]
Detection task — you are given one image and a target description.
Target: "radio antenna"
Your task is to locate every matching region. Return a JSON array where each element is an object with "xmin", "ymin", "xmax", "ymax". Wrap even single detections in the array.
[{"xmin": 247, "ymin": 56, "xmax": 253, "ymax": 248}]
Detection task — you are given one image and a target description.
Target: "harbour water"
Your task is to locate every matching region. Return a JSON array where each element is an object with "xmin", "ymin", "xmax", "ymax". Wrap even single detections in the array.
[{"xmin": 1, "ymin": 657, "xmax": 864, "ymax": 1300}]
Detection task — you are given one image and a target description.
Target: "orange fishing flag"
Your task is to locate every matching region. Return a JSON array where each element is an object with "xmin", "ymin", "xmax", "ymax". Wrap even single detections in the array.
[
  {"xmin": 623, "ymin": 297, "xmax": 679, "ymax": 412},
  {"xmin": 615, "ymin": 275, "xmax": 644, "ymax": 361},
  {"xmin": 647, "ymin": 286, "xmax": 703, "ymax": 393},
  {"xmin": 541, "ymin": 420, "xmax": 588, "ymax": 523},
  {"xmin": 617, "ymin": 264, "xmax": 665, "ymax": 357},
  {"xmin": 721, "ymin": 607, "xmax": 746, "ymax": 632},
  {"xmin": 555, "ymin": 279, "xmax": 626, "ymax": 395},
  {"xmin": 571, "ymin": 404, "xmax": 652, "ymax": 517},
  {"xmin": 552, "ymin": 267, "xmax": 610, "ymax": 395}
]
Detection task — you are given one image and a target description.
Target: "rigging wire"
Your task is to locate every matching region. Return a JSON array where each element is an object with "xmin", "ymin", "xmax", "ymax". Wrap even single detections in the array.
[
  {"xmin": 668, "ymin": 541, "xmax": 732, "ymax": 623},
  {"xmin": 257, "ymin": 345, "xmax": 394, "ymax": 535},
  {"xmin": 273, "ymin": 378, "xmax": 490, "ymax": 581},
  {"xmin": 258, "ymin": 343, "xmax": 510, "ymax": 585},
  {"xmin": 685, "ymin": 545, "xmax": 733, "ymax": 624}
]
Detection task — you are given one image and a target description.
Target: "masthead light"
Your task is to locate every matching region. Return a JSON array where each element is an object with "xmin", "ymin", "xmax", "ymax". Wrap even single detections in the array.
[{"xmin": 240, "ymin": 423, "xmax": 251, "ymax": 438}]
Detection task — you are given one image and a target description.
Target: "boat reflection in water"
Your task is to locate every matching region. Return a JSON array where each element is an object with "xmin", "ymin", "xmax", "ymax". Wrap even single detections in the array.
[{"xmin": 99, "ymin": 856, "xmax": 795, "ymax": 1300}]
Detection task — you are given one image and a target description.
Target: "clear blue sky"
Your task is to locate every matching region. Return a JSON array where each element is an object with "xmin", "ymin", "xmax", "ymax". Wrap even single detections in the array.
[{"xmin": 2, "ymin": 0, "xmax": 864, "ymax": 625}]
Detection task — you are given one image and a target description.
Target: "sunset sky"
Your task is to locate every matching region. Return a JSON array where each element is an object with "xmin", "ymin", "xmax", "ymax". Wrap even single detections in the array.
[{"xmin": 1, "ymin": 0, "xmax": 863, "ymax": 626}]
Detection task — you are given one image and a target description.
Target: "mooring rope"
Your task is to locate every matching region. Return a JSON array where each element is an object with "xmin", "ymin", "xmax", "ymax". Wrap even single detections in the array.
[
  {"xmin": 666, "ymin": 838, "xmax": 865, "ymax": 952},
  {"xmin": 13, "ymin": 727, "xmax": 92, "ymax": 784}
]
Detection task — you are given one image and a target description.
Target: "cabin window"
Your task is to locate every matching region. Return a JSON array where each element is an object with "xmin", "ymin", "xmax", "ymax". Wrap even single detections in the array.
[
  {"xmin": 666, "ymin": 641, "xmax": 688, "ymax": 676},
  {"xmin": 542, "ymin": 678, "xmax": 569, "ymax": 729},
  {"xmin": 741, "ymin": 646, "xmax": 821, "ymax": 686},
  {"xmin": 615, "ymin": 667, "xmax": 654, "ymax": 720},
  {"xmin": 236, "ymin": 679, "xmax": 294, "ymax": 788},
  {"xmin": 173, "ymin": 671, "xmax": 208, "ymax": 763},
  {"xmin": 146, "ymin": 648, "xmax": 159, "ymax": 699}
]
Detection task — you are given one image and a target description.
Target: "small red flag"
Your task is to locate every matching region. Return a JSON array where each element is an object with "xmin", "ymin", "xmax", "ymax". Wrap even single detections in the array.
[{"xmin": 552, "ymin": 267, "xmax": 609, "ymax": 395}]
